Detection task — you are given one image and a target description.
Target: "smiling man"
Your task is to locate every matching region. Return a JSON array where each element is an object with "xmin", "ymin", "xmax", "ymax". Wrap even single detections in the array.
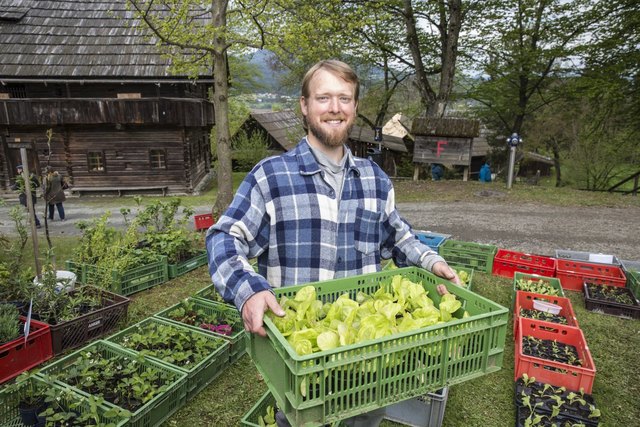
[{"xmin": 207, "ymin": 59, "xmax": 459, "ymax": 425}]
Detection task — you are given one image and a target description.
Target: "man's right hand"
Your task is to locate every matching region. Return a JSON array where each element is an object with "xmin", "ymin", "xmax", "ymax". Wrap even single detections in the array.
[{"xmin": 241, "ymin": 290, "xmax": 285, "ymax": 337}]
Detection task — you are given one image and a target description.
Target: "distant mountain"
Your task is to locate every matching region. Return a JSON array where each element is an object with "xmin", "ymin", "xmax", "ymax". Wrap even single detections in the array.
[{"xmin": 245, "ymin": 50, "xmax": 295, "ymax": 95}]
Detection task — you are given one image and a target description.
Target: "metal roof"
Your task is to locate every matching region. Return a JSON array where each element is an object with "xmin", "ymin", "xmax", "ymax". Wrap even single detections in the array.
[{"xmin": 0, "ymin": 0, "xmax": 212, "ymax": 81}]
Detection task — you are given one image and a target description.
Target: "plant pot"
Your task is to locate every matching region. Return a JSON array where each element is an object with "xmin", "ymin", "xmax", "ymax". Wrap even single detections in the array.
[
  {"xmin": 18, "ymin": 397, "xmax": 46, "ymax": 426},
  {"xmin": 33, "ymin": 270, "xmax": 77, "ymax": 293}
]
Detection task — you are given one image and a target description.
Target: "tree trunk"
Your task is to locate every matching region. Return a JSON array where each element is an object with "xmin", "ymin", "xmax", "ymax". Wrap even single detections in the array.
[
  {"xmin": 403, "ymin": 0, "xmax": 436, "ymax": 112},
  {"xmin": 211, "ymin": 1, "xmax": 233, "ymax": 216}
]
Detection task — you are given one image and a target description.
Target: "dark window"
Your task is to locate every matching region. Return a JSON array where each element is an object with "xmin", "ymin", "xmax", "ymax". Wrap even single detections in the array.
[
  {"xmin": 150, "ymin": 149, "xmax": 167, "ymax": 169},
  {"xmin": 7, "ymin": 84, "xmax": 27, "ymax": 98},
  {"xmin": 87, "ymin": 152, "xmax": 106, "ymax": 172}
]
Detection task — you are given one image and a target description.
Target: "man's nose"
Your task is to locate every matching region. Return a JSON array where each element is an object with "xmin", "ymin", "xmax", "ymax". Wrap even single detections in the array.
[{"xmin": 328, "ymin": 97, "xmax": 340, "ymax": 112}]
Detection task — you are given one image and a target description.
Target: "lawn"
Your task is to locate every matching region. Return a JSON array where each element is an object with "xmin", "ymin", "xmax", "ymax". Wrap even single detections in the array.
[{"xmin": 3, "ymin": 178, "xmax": 639, "ymax": 427}]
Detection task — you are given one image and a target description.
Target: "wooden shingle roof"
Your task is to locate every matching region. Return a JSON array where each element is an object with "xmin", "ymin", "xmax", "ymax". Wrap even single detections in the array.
[
  {"xmin": 0, "ymin": 0, "xmax": 211, "ymax": 81},
  {"xmin": 349, "ymin": 125, "xmax": 408, "ymax": 153},
  {"xmin": 250, "ymin": 109, "xmax": 304, "ymax": 152}
]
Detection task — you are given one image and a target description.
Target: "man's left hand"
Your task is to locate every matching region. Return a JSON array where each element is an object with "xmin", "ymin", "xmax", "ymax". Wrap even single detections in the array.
[{"xmin": 432, "ymin": 261, "xmax": 461, "ymax": 295}]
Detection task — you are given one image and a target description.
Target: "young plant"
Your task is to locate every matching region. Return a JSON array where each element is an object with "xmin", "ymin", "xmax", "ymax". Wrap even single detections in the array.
[{"xmin": 0, "ymin": 303, "xmax": 21, "ymax": 344}]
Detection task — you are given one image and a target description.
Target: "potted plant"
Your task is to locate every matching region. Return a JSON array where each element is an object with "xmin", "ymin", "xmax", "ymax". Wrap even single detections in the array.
[{"xmin": 5, "ymin": 371, "xmax": 48, "ymax": 426}]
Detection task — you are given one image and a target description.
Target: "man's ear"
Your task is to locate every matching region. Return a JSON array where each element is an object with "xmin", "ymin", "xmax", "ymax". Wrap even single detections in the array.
[{"xmin": 300, "ymin": 96, "xmax": 308, "ymax": 116}]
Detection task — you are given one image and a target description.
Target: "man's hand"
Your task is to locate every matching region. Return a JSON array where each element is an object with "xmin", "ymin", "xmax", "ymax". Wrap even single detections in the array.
[
  {"xmin": 432, "ymin": 261, "xmax": 461, "ymax": 295},
  {"xmin": 241, "ymin": 290, "xmax": 285, "ymax": 337}
]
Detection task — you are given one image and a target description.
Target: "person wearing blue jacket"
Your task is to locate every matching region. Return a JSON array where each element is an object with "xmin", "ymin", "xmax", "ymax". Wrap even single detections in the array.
[{"xmin": 479, "ymin": 161, "xmax": 492, "ymax": 182}]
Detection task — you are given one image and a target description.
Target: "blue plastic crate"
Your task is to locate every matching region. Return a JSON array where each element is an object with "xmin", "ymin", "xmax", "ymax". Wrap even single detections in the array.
[{"xmin": 415, "ymin": 230, "xmax": 451, "ymax": 252}]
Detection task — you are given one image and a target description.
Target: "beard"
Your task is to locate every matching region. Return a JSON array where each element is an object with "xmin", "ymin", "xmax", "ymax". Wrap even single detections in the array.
[{"xmin": 307, "ymin": 115, "xmax": 354, "ymax": 148}]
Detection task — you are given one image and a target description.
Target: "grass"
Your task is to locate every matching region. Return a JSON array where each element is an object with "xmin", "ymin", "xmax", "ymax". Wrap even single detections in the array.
[{"xmin": 3, "ymin": 176, "xmax": 639, "ymax": 426}]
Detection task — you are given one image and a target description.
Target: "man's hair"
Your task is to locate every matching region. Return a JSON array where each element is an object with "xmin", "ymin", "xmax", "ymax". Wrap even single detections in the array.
[{"xmin": 301, "ymin": 60, "xmax": 359, "ymax": 101}]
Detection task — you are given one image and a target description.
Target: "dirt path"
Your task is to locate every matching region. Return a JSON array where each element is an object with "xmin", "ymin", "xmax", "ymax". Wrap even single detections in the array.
[{"xmin": 3, "ymin": 198, "xmax": 638, "ymax": 262}]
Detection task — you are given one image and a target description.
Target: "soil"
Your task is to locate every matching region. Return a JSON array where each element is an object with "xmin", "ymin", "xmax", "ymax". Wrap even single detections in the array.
[{"xmin": 2, "ymin": 196, "xmax": 639, "ymax": 261}]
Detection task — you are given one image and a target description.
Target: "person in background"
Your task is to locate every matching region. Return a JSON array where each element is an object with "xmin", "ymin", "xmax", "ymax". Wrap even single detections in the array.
[
  {"xmin": 479, "ymin": 161, "xmax": 492, "ymax": 182},
  {"xmin": 11, "ymin": 164, "xmax": 41, "ymax": 228},
  {"xmin": 207, "ymin": 59, "xmax": 460, "ymax": 427},
  {"xmin": 43, "ymin": 166, "xmax": 67, "ymax": 221},
  {"xmin": 431, "ymin": 163, "xmax": 444, "ymax": 181}
]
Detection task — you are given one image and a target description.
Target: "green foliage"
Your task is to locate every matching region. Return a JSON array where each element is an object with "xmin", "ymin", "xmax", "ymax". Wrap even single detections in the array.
[
  {"xmin": 231, "ymin": 129, "xmax": 270, "ymax": 172},
  {"xmin": 0, "ymin": 302, "xmax": 20, "ymax": 344},
  {"xmin": 0, "ymin": 206, "xmax": 33, "ymax": 301}
]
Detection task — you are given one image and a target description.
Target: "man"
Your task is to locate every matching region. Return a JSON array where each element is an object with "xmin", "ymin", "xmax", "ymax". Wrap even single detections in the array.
[
  {"xmin": 11, "ymin": 164, "xmax": 41, "ymax": 228},
  {"xmin": 206, "ymin": 60, "xmax": 459, "ymax": 425}
]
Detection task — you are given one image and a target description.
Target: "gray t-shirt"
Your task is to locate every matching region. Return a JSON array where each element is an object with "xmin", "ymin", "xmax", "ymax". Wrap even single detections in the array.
[{"xmin": 308, "ymin": 143, "xmax": 348, "ymax": 203}]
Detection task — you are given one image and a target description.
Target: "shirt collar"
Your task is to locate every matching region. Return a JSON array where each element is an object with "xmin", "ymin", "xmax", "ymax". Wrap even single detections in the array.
[{"xmin": 296, "ymin": 137, "xmax": 360, "ymax": 177}]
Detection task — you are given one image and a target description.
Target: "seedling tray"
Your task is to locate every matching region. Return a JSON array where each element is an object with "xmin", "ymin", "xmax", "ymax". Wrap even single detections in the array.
[
  {"xmin": 513, "ymin": 291, "xmax": 579, "ymax": 339},
  {"xmin": 44, "ymin": 285, "xmax": 130, "ymax": 356},
  {"xmin": 66, "ymin": 256, "xmax": 168, "ymax": 296},
  {"xmin": 415, "ymin": 230, "xmax": 451, "ymax": 253},
  {"xmin": 514, "ymin": 377, "xmax": 600, "ymax": 427},
  {"xmin": 438, "ymin": 239, "xmax": 497, "ymax": 273},
  {"xmin": 0, "ymin": 375, "xmax": 129, "ymax": 427},
  {"xmin": 492, "ymin": 249, "xmax": 556, "ymax": 279},
  {"xmin": 383, "ymin": 387, "xmax": 448, "ymax": 427},
  {"xmin": 0, "ymin": 317, "xmax": 52, "ymax": 384},
  {"xmin": 555, "ymin": 259, "xmax": 626, "ymax": 291},
  {"xmin": 106, "ymin": 317, "xmax": 229, "ymax": 399},
  {"xmin": 515, "ymin": 317, "xmax": 596, "ymax": 393},
  {"xmin": 155, "ymin": 297, "xmax": 247, "ymax": 363},
  {"xmin": 39, "ymin": 340, "xmax": 187, "ymax": 427},
  {"xmin": 583, "ymin": 282, "xmax": 640, "ymax": 319},
  {"xmin": 167, "ymin": 251, "xmax": 208, "ymax": 279},
  {"xmin": 512, "ymin": 272, "xmax": 564, "ymax": 309},
  {"xmin": 248, "ymin": 267, "xmax": 508, "ymax": 427}
]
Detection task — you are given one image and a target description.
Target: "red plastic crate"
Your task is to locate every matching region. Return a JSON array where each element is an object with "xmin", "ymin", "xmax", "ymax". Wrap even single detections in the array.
[
  {"xmin": 194, "ymin": 213, "xmax": 215, "ymax": 231},
  {"xmin": 492, "ymin": 249, "xmax": 556, "ymax": 279},
  {"xmin": 515, "ymin": 317, "xmax": 596, "ymax": 393},
  {"xmin": 513, "ymin": 291, "xmax": 579, "ymax": 338},
  {"xmin": 555, "ymin": 259, "xmax": 626, "ymax": 291},
  {"xmin": 0, "ymin": 317, "xmax": 53, "ymax": 384}
]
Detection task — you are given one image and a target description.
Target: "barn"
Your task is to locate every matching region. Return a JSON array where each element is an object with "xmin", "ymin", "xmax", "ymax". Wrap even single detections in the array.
[{"xmin": 0, "ymin": 0, "xmax": 214, "ymax": 196}]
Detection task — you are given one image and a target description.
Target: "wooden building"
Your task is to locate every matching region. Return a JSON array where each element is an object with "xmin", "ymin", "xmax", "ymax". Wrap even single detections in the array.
[
  {"xmin": 0, "ymin": 0, "xmax": 214, "ymax": 196},
  {"xmin": 232, "ymin": 110, "xmax": 409, "ymax": 176}
]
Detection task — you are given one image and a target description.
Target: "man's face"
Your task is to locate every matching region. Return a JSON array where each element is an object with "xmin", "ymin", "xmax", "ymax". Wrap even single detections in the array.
[{"xmin": 300, "ymin": 69, "xmax": 357, "ymax": 149}]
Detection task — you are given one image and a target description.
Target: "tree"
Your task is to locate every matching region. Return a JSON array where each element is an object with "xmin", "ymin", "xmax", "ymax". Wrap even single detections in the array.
[
  {"xmin": 465, "ymin": 0, "xmax": 598, "ymax": 137},
  {"xmin": 127, "ymin": 0, "xmax": 269, "ymax": 215}
]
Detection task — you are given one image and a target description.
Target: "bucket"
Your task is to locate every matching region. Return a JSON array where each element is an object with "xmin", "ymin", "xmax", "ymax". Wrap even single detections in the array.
[{"xmin": 33, "ymin": 270, "xmax": 77, "ymax": 292}]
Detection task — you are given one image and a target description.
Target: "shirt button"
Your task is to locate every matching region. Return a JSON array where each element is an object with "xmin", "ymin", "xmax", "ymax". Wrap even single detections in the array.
[{"xmin": 337, "ymin": 257, "xmax": 343, "ymax": 263}]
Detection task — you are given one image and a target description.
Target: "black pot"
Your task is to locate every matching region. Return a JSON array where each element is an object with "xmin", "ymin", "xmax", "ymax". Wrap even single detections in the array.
[{"xmin": 18, "ymin": 398, "xmax": 45, "ymax": 426}]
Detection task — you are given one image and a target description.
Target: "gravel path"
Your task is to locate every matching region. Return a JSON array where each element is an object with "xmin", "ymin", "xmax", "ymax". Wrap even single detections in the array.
[{"xmin": 2, "ymin": 198, "xmax": 639, "ymax": 262}]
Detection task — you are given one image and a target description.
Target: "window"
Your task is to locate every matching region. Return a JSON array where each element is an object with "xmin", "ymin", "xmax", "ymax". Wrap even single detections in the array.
[
  {"xmin": 149, "ymin": 149, "xmax": 167, "ymax": 169},
  {"xmin": 87, "ymin": 152, "xmax": 105, "ymax": 172},
  {"xmin": 7, "ymin": 84, "xmax": 27, "ymax": 98}
]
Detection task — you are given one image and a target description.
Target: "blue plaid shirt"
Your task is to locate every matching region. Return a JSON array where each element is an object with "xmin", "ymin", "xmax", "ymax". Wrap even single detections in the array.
[{"xmin": 206, "ymin": 138, "xmax": 445, "ymax": 311}]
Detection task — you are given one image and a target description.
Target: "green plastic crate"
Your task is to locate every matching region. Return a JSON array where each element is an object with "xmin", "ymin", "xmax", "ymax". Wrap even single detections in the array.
[
  {"xmin": 167, "ymin": 251, "xmax": 208, "ymax": 279},
  {"xmin": 620, "ymin": 259, "xmax": 640, "ymax": 299},
  {"xmin": 154, "ymin": 297, "xmax": 247, "ymax": 363},
  {"xmin": 67, "ymin": 257, "xmax": 168, "ymax": 296},
  {"xmin": 454, "ymin": 266, "xmax": 474, "ymax": 292},
  {"xmin": 194, "ymin": 284, "xmax": 235, "ymax": 307},
  {"xmin": 512, "ymin": 272, "xmax": 565, "ymax": 309},
  {"xmin": 241, "ymin": 391, "xmax": 346, "ymax": 427},
  {"xmin": 248, "ymin": 267, "xmax": 508, "ymax": 427},
  {"xmin": 106, "ymin": 317, "xmax": 229, "ymax": 399},
  {"xmin": 39, "ymin": 340, "xmax": 187, "ymax": 427},
  {"xmin": 438, "ymin": 240, "xmax": 498, "ymax": 273},
  {"xmin": 0, "ymin": 375, "xmax": 129, "ymax": 427}
]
